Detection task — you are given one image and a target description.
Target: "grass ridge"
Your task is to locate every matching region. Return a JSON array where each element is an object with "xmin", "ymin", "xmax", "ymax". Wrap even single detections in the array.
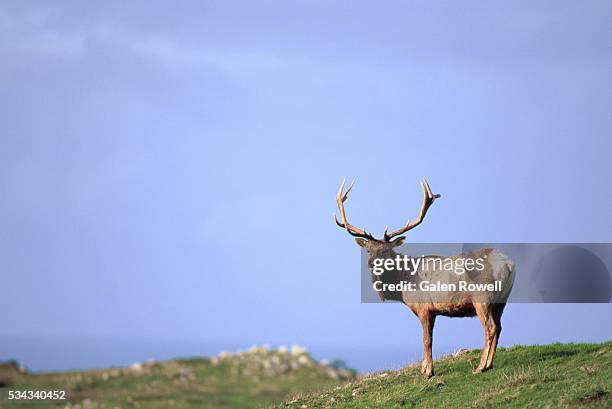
[{"xmin": 272, "ymin": 342, "xmax": 612, "ymax": 409}]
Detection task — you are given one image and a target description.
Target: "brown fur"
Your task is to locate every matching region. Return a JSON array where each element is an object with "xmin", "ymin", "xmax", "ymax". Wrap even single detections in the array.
[
  {"xmin": 335, "ymin": 180, "xmax": 513, "ymax": 377},
  {"xmin": 358, "ymin": 239, "xmax": 513, "ymax": 378}
]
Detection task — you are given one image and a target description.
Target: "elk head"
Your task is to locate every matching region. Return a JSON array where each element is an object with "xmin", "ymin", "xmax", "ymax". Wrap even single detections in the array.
[{"xmin": 334, "ymin": 179, "xmax": 440, "ymax": 266}]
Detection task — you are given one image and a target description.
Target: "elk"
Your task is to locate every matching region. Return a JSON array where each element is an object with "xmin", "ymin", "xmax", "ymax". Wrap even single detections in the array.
[{"xmin": 334, "ymin": 180, "xmax": 514, "ymax": 378}]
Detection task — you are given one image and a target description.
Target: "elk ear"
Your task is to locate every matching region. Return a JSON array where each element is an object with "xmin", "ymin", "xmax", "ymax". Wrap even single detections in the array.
[
  {"xmin": 355, "ymin": 238, "xmax": 369, "ymax": 248},
  {"xmin": 391, "ymin": 237, "xmax": 406, "ymax": 247}
]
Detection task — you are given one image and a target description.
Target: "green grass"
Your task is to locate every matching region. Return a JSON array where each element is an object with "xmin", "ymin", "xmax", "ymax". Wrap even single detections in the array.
[
  {"xmin": 0, "ymin": 356, "xmax": 346, "ymax": 409},
  {"xmin": 273, "ymin": 342, "xmax": 612, "ymax": 409},
  {"xmin": 1, "ymin": 342, "xmax": 610, "ymax": 409}
]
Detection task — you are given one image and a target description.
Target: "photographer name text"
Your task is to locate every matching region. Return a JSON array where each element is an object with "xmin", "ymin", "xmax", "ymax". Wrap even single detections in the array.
[{"xmin": 373, "ymin": 280, "xmax": 503, "ymax": 293}]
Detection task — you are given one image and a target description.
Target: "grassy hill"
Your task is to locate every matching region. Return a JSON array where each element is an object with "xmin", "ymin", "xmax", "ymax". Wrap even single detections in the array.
[
  {"xmin": 1, "ymin": 342, "xmax": 610, "ymax": 409},
  {"xmin": 273, "ymin": 342, "xmax": 612, "ymax": 409},
  {"xmin": 0, "ymin": 346, "xmax": 354, "ymax": 409}
]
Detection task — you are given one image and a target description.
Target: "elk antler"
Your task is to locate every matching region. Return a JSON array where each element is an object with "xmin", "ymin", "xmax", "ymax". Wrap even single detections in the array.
[
  {"xmin": 334, "ymin": 179, "xmax": 440, "ymax": 242},
  {"xmin": 383, "ymin": 180, "xmax": 441, "ymax": 241},
  {"xmin": 334, "ymin": 179, "xmax": 377, "ymax": 240}
]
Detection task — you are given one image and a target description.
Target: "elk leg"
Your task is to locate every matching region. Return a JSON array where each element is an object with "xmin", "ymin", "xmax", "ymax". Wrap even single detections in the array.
[
  {"xmin": 485, "ymin": 305, "xmax": 504, "ymax": 369},
  {"xmin": 484, "ymin": 328, "xmax": 499, "ymax": 370},
  {"xmin": 419, "ymin": 312, "xmax": 436, "ymax": 378},
  {"xmin": 473, "ymin": 304, "xmax": 495, "ymax": 373}
]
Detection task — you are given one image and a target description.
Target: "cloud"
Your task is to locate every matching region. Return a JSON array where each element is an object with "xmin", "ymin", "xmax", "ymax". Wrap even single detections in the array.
[
  {"xmin": 0, "ymin": 8, "xmax": 85, "ymax": 57},
  {"xmin": 0, "ymin": 5, "xmax": 280, "ymax": 77},
  {"xmin": 131, "ymin": 36, "xmax": 281, "ymax": 74}
]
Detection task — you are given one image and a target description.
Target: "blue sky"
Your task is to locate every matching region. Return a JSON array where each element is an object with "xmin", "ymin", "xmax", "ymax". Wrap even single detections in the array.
[{"xmin": 1, "ymin": 1, "xmax": 611, "ymax": 371}]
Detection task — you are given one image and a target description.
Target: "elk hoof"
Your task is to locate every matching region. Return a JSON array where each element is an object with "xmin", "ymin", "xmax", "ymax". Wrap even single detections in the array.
[
  {"xmin": 421, "ymin": 367, "xmax": 434, "ymax": 378},
  {"xmin": 472, "ymin": 366, "xmax": 488, "ymax": 374}
]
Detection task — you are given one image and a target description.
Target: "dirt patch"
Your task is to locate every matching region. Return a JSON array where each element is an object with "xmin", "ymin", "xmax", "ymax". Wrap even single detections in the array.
[{"xmin": 578, "ymin": 389, "xmax": 608, "ymax": 404}]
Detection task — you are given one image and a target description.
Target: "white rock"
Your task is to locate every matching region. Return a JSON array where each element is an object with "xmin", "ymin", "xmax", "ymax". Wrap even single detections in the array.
[
  {"xmin": 453, "ymin": 348, "xmax": 470, "ymax": 357},
  {"xmin": 291, "ymin": 345, "xmax": 308, "ymax": 356},
  {"xmin": 297, "ymin": 355, "xmax": 311, "ymax": 365}
]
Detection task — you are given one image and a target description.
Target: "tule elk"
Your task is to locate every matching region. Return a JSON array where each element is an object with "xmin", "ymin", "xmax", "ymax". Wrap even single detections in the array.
[{"xmin": 334, "ymin": 180, "xmax": 514, "ymax": 378}]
